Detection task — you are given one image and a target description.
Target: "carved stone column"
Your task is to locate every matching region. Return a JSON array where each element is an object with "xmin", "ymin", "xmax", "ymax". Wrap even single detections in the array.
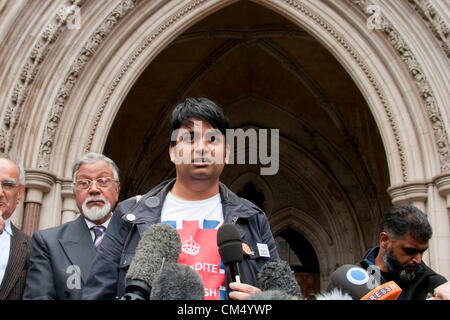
[
  {"xmin": 387, "ymin": 181, "xmax": 428, "ymax": 213},
  {"xmin": 60, "ymin": 179, "xmax": 79, "ymax": 224},
  {"xmin": 22, "ymin": 169, "xmax": 55, "ymax": 236},
  {"xmin": 434, "ymin": 173, "xmax": 450, "ymax": 278},
  {"xmin": 434, "ymin": 173, "xmax": 450, "ymax": 222}
]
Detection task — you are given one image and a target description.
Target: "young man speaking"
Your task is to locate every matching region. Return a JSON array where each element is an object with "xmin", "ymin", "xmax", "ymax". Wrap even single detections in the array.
[{"xmin": 83, "ymin": 97, "xmax": 278, "ymax": 300}]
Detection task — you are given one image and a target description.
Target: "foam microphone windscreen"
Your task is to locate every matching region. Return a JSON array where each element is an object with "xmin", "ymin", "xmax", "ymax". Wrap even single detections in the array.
[
  {"xmin": 257, "ymin": 259, "xmax": 303, "ymax": 299},
  {"xmin": 150, "ymin": 263, "xmax": 204, "ymax": 300},
  {"xmin": 314, "ymin": 288, "xmax": 353, "ymax": 300},
  {"xmin": 125, "ymin": 223, "xmax": 181, "ymax": 287},
  {"xmin": 245, "ymin": 290, "xmax": 298, "ymax": 300},
  {"xmin": 217, "ymin": 224, "xmax": 243, "ymax": 265}
]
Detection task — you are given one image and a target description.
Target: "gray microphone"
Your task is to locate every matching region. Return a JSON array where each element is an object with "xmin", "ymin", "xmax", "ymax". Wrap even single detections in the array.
[
  {"xmin": 150, "ymin": 263, "xmax": 204, "ymax": 300},
  {"xmin": 256, "ymin": 259, "xmax": 303, "ymax": 299},
  {"xmin": 122, "ymin": 223, "xmax": 181, "ymax": 300}
]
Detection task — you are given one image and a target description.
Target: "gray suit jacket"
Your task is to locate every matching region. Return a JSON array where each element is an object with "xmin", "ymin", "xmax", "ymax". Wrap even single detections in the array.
[
  {"xmin": 23, "ymin": 215, "xmax": 96, "ymax": 300},
  {"xmin": 0, "ymin": 224, "xmax": 32, "ymax": 300}
]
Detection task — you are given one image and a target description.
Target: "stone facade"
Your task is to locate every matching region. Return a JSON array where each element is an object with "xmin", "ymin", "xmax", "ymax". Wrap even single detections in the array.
[{"xmin": 0, "ymin": 0, "xmax": 448, "ymax": 290}]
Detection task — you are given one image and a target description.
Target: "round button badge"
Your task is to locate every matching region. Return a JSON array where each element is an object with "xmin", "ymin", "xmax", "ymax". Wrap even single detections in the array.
[{"xmin": 126, "ymin": 213, "xmax": 136, "ymax": 221}]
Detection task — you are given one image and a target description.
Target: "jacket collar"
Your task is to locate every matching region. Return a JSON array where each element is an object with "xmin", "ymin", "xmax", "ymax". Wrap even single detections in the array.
[
  {"xmin": 58, "ymin": 215, "xmax": 96, "ymax": 283},
  {"xmin": 121, "ymin": 178, "xmax": 258, "ymax": 230}
]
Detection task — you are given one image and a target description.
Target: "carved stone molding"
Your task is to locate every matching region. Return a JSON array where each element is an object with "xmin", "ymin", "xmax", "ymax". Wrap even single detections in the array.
[
  {"xmin": 24, "ymin": 169, "xmax": 56, "ymax": 193},
  {"xmin": 351, "ymin": 0, "xmax": 450, "ymax": 173},
  {"xmin": 434, "ymin": 173, "xmax": 450, "ymax": 198},
  {"xmin": 280, "ymin": 0, "xmax": 408, "ymax": 180},
  {"xmin": 407, "ymin": 0, "xmax": 450, "ymax": 58},
  {"xmin": 0, "ymin": 0, "xmax": 87, "ymax": 156},
  {"xmin": 37, "ymin": 0, "xmax": 141, "ymax": 169},
  {"xmin": 83, "ymin": 0, "xmax": 209, "ymax": 153},
  {"xmin": 387, "ymin": 181, "xmax": 428, "ymax": 204},
  {"xmin": 60, "ymin": 178, "xmax": 75, "ymax": 199}
]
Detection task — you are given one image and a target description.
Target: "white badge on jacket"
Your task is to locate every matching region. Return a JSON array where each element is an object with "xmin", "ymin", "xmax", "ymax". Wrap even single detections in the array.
[{"xmin": 257, "ymin": 243, "xmax": 270, "ymax": 258}]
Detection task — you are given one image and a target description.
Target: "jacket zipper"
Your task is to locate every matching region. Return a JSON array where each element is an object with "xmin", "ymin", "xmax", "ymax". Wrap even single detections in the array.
[{"xmin": 231, "ymin": 216, "xmax": 239, "ymax": 225}]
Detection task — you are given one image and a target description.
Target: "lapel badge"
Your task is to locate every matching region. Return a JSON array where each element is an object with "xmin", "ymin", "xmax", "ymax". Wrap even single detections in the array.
[
  {"xmin": 126, "ymin": 213, "xmax": 136, "ymax": 221},
  {"xmin": 242, "ymin": 242, "xmax": 252, "ymax": 256}
]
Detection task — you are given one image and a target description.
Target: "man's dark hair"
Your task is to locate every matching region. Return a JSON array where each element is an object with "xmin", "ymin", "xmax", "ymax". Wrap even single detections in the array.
[
  {"xmin": 380, "ymin": 204, "xmax": 432, "ymax": 241},
  {"xmin": 169, "ymin": 97, "xmax": 229, "ymax": 146}
]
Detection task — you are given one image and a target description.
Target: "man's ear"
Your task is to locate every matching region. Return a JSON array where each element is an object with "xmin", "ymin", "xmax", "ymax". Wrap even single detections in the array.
[
  {"xmin": 115, "ymin": 182, "xmax": 121, "ymax": 200},
  {"xmin": 169, "ymin": 144, "xmax": 175, "ymax": 163},
  {"xmin": 379, "ymin": 232, "xmax": 391, "ymax": 250},
  {"xmin": 224, "ymin": 143, "xmax": 230, "ymax": 165}
]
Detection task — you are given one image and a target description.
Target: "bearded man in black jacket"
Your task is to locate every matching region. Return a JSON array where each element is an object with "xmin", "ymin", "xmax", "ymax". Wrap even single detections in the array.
[{"xmin": 356, "ymin": 204, "xmax": 446, "ymax": 300}]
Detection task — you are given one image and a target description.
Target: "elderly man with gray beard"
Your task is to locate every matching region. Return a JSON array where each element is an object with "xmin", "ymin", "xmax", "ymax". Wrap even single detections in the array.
[{"xmin": 23, "ymin": 153, "xmax": 120, "ymax": 300}]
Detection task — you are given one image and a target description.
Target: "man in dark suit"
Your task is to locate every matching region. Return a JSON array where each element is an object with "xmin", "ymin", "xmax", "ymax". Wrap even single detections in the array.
[
  {"xmin": 23, "ymin": 152, "xmax": 120, "ymax": 300},
  {"xmin": 0, "ymin": 157, "xmax": 31, "ymax": 300}
]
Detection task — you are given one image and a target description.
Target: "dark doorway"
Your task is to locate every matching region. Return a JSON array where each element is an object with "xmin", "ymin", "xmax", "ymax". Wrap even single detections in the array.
[{"xmin": 276, "ymin": 228, "xmax": 320, "ymax": 299}]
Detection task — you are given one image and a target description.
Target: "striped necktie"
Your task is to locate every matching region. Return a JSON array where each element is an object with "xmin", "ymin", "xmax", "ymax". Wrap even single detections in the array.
[{"xmin": 92, "ymin": 226, "xmax": 106, "ymax": 251}]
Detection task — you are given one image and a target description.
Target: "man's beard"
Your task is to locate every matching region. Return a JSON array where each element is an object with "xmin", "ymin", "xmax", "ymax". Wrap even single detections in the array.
[
  {"xmin": 382, "ymin": 247, "xmax": 418, "ymax": 283},
  {"xmin": 82, "ymin": 196, "xmax": 111, "ymax": 222}
]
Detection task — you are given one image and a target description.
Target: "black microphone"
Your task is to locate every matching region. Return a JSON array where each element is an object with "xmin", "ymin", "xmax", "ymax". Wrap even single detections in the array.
[
  {"xmin": 121, "ymin": 223, "xmax": 181, "ymax": 300},
  {"xmin": 217, "ymin": 223, "xmax": 243, "ymax": 284},
  {"xmin": 326, "ymin": 264, "xmax": 402, "ymax": 300},
  {"xmin": 256, "ymin": 259, "xmax": 303, "ymax": 299},
  {"xmin": 150, "ymin": 263, "xmax": 204, "ymax": 300}
]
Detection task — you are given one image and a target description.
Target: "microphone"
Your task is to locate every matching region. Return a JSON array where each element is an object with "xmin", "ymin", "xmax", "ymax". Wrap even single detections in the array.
[
  {"xmin": 360, "ymin": 281, "xmax": 402, "ymax": 300},
  {"xmin": 217, "ymin": 223, "xmax": 243, "ymax": 284},
  {"xmin": 256, "ymin": 259, "xmax": 303, "ymax": 299},
  {"xmin": 150, "ymin": 263, "xmax": 204, "ymax": 300},
  {"xmin": 121, "ymin": 223, "xmax": 181, "ymax": 300},
  {"xmin": 245, "ymin": 290, "xmax": 298, "ymax": 300},
  {"xmin": 314, "ymin": 288, "xmax": 353, "ymax": 300},
  {"xmin": 327, "ymin": 264, "xmax": 402, "ymax": 300}
]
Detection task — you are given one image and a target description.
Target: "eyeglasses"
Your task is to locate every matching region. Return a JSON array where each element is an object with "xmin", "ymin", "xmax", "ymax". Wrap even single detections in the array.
[
  {"xmin": 0, "ymin": 180, "xmax": 19, "ymax": 191},
  {"xmin": 75, "ymin": 177, "xmax": 114, "ymax": 190}
]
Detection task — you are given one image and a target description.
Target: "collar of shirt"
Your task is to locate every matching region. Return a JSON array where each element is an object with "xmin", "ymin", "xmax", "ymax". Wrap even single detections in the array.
[
  {"xmin": 84, "ymin": 215, "xmax": 112, "ymax": 242},
  {"xmin": 84, "ymin": 214, "xmax": 112, "ymax": 230},
  {"xmin": 2, "ymin": 218, "xmax": 13, "ymax": 237}
]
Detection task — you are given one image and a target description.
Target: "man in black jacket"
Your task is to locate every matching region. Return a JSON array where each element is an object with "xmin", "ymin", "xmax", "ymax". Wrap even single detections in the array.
[
  {"xmin": 83, "ymin": 97, "xmax": 278, "ymax": 300},
  {"xmin": 357, "ymin": 204, "xmax": 446, "ymax": 300}
]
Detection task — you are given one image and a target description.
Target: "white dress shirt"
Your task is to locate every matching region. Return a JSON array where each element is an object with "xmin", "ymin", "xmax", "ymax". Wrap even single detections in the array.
[{"xmin": 0, "ymin": 218, "xmax": 12, "ymax": 286}]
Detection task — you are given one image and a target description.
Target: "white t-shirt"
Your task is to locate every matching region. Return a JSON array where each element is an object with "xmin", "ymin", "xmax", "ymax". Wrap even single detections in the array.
[{"xmin": 161, "ymin": 191, "xmax": 226, "ymax": 300}]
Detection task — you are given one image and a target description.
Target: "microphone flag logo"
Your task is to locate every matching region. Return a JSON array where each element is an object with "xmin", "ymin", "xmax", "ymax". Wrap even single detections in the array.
[
  {"xmin": 346, "ymin": 267, "xmax": 369, "ymax": 285},
  {"xmin": 182, "ymin": 236, "xmax": 200, "ymax": 255}
]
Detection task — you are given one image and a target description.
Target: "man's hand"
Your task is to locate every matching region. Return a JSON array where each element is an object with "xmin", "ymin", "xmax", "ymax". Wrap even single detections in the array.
[
  {"xmin": 428, "ymin": 282, "xmax": 450, "ymax": 300},
  {"xmin": 228, "ymin": 282, "xmax": 261, "ymax": 300},
  {"xmin": 0, "ymin": 211, "xmax": 5, "ymax": 235}
]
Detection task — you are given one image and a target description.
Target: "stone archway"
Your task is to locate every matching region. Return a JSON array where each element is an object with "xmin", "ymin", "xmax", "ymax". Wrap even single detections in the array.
[{"xmin": 1, "ymin": 0, "xmax": 448, "ymax": 279}]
